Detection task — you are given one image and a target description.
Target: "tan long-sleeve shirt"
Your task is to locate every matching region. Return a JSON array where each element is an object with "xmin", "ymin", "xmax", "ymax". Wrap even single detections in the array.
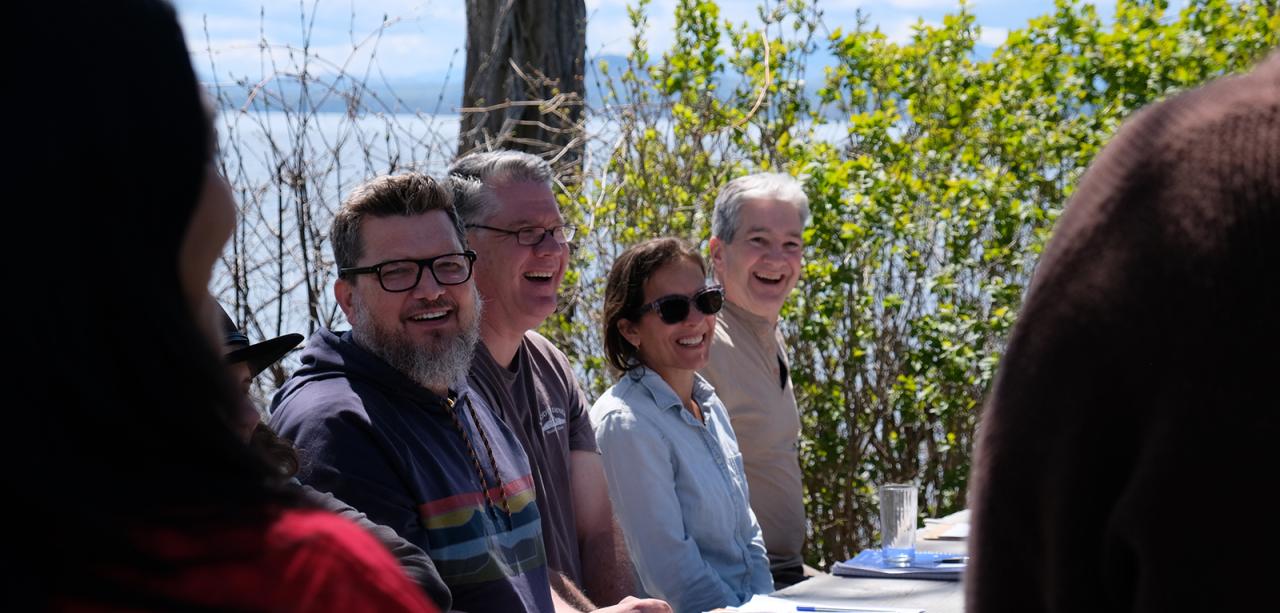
[{"xmin": 700, "ymin": 299, "xmax": 805, "ymax": 570}]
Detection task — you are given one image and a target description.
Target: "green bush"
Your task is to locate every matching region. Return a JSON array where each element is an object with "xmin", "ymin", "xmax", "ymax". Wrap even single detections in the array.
[{"xmin": 550, "ymin": 0, "xmax": 1278, "ymax": 566}]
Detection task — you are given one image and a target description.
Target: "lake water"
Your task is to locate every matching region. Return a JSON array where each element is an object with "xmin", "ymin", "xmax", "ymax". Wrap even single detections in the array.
[{"xmin": 212, "ymin": 109, "xmax": 851, "ymax": 383}]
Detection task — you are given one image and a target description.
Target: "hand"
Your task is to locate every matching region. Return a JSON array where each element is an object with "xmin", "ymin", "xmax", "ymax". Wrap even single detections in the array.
[{"xmin": 592, "ymin": 595, "xmax": 673, "ymax": 613}]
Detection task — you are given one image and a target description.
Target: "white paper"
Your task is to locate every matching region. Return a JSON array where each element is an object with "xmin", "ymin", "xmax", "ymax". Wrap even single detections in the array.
[{"xmin": 723, "ymin": 593, "xmax": 925, "ymax": 613}]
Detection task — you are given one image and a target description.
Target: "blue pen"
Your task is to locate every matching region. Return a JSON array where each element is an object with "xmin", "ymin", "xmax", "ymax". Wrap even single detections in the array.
[{"xmin": 796, "ymin": 606, "xmax": 904, "ymax": 612}]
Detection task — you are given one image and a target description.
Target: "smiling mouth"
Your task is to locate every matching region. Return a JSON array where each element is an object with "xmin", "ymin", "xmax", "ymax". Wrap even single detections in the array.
[
  {"xmin": 677, "ymin": 334, "xmax": 704, "ymax": 347},
  {"xmin": 753, "ymin": 271, "xmax": 784, "ymax": 285},
  {"xmin": 524, "ymin": 271, "xmax": 555, "ymax": 283},
  {"xmin": 409, "ymin": 309, "xmax": 451, "ymax": 322}
]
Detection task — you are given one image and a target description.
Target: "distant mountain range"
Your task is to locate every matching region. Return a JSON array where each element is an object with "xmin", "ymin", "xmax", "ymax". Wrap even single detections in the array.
[
  {"xmin": 208, "ymin": 54, "xmax": 832, "ymax": 116},
  {"xmin": 207, "ymin": 54, "xmax": 622, "ymax": 114}
]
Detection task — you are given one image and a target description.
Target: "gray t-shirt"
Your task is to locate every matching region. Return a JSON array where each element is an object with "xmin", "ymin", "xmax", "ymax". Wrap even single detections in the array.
[{"xmin": 469, "ymin": 330, "xmax": 599, "ymax": 585}]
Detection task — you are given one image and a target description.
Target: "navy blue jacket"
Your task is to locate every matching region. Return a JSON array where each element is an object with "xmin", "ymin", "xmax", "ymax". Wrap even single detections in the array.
[{"xmin": 271, "ymin": 329, "xmax": 554, "ymax": 613}]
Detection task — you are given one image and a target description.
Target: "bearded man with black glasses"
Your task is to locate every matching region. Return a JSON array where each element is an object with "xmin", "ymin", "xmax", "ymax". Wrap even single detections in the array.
[{"xmin": 269, "ymin": 173, "xmax": 667, "ymax": 613}]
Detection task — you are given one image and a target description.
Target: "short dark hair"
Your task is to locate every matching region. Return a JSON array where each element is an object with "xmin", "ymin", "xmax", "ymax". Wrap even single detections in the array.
[
  {"xmin": 331, "ymin": 173, "xmax": 465, "ymax": 272},
  {"xmin": 602, "ymin": 237, "xmax": 707, "ymax": 373}
]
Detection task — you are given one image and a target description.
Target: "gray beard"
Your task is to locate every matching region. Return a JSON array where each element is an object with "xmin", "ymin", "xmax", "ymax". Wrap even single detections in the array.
[{"xmin": 351, "ymin": 291, "xmax": 482, "ymax": 392}]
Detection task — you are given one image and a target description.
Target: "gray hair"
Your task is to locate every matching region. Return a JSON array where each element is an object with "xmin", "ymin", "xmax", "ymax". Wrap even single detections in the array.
[
  {"xmin": 711, "ymin": 172, "xmax": 811, "ymax": 243},
  {"xmin": 446, "ymin": 150, "xmax": 554, "ymax": 225}
]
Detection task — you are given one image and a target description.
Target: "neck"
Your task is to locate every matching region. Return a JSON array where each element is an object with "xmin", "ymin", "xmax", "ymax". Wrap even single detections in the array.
[
  {"xmin": 650, "ymin": 365, "xmax": 697, "ymax": 415},
  {"xmin": 480, "ymin": 319, "xmax": 524, "ymax": 369},
  {"xmin": 726, "ymin": 296, "xmax": 779, "ymax": 327}
]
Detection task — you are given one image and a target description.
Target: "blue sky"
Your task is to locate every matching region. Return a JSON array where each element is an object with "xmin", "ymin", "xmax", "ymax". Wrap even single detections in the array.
[{"xmin": 173, "ymin": 0, "xmax": 1110, "ymax": 85}]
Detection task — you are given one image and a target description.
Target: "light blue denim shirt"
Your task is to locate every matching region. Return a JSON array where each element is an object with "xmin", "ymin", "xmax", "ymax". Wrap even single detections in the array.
[{"xmin": 590, "ymin": 367, "xmax": 773, "ymax": 613}]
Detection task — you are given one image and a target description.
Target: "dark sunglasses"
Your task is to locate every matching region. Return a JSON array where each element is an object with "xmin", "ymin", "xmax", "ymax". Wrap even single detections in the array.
[{"xmin": 635, "ymin": 285, "xmax": 725, "ymax": 324}]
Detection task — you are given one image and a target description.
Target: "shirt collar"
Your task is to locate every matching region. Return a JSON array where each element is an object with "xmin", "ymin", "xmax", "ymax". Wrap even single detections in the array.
[
  {"xmin": 722, "ymin": 299, "xmax": 779, "ymax": 338},
  {"xmin": 627, "ymin": 366, "xmax": 716, "ymax": 415}
]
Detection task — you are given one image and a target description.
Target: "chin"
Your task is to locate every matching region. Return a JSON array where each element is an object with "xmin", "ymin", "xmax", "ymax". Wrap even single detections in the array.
[
  {"xmin": 524, "ymin": 299, "xmax": 559, "ymax": 319},
  {"xmin": 751, "ymin": 294, "xmax": 787, "ymax": 311}
]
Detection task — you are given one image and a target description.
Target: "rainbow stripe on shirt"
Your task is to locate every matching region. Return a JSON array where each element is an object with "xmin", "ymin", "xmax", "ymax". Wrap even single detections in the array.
[{"xmin": 417, "ymin": 473, "xmax": 546, "ymax": 585}]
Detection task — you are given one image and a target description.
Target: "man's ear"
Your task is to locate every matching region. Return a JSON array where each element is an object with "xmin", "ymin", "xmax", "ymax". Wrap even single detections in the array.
[
  {"xmin": 708, "ymin": 236, "xmax": 725, "ymax": 281},
  {"xmin": 335, "ymin": 278, "xmax": 355, "ymax": 323}
]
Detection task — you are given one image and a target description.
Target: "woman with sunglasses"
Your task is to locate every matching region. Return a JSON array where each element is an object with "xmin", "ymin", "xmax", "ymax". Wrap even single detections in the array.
[{"xmin": 591, "ymin": 238, "xmax": 773, "ymax": 613}]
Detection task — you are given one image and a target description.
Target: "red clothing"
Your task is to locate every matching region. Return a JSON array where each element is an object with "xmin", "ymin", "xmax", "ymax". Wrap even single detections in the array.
[{"xmin": 59, "ymin": 509, "xmax": 438, "ymax": 612}]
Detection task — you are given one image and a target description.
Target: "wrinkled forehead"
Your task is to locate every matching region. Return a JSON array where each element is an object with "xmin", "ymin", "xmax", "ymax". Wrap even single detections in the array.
[
  {"xmin": 738, "ymin": 197, "xmax": 806, "ymax": 236},
  {"xmin": 488, "ymin": 179, "xmax": 562, "ymax": 224},
  {"xmin": 359, "ymin": 210, "xmax": 464, "ymax": 263}
]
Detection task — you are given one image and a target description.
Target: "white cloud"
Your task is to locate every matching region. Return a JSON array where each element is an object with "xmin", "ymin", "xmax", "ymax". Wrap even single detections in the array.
[
  {"xmin": 180, "ymin": 0, "xmax": 1041, "ymax": 82},
  {"xmin": 588, "ymin": 0, "xmax": 677, "ymax": 58},
  {"xmin": 588, "ymin": 12, "xmax": 642, "ymax": 57},
  {"xmin": 180, "ymin": 0, "xmax": 464, "ymax": 80},
  {"xmin": 883, "ymin": 16, "xmax": 937, "ymax": 44},
  {"xmin": 978, "ymin": 25, "xmax": 1008, "ymax": 47}
]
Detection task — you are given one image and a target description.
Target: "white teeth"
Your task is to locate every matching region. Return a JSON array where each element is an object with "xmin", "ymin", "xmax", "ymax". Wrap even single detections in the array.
[
  {"xmin": 524, "ymin": 271, "xmax": 553, "ymax": 280},
  {"xmin": 412, "ymin": 310, "xmax": 449, "ymax": 321},
  {"xmin": 754, "ymin": 272, "xmax": 783, "ymax": 282},
  {"xmin": 677, "ymin": 335, "xmax": 703, "ymax": 346}
]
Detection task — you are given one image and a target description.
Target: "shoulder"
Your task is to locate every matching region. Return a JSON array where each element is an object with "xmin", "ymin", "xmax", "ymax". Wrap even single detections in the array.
[
  {"xmin": 271, "ymin": 379, "xmax": 376, "ymax": 436},
  {"xmin": 521, "ymin": 331, "xmax": 577, "ymax": 380},
  {"xmin": 589, "ymin": 381, "xmax": 634, "ymax": 421},
  {"xmin": 590, "ymin": 380, "xmax": 658, "ymax": 430},
  {"xmin": 276, "ymin": 378, "xmax": 371, "ymax": 418},
  {"xmin": 523, "ymin": 329, "xmax": 563, "ymax": 356},
  {"xmin": 711, "ymin": 313, "xmax": 737, "ymax": 346}
]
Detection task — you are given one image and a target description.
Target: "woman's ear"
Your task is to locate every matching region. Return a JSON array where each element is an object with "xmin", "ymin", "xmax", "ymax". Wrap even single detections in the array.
[{"xmin": 618, "ymin": 317, "xmax": 642, "ymax": 351}]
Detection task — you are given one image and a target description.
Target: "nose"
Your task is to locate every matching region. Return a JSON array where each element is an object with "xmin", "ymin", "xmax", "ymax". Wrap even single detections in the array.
[
  {"xmin": 409, "ymin": 269, "xmax": 445, "ymax": 301},
  {"xmin": 533, "ymin": 231, "xmax": 564, "ymax": 257},
  {"xmin": 684, "ymin": 309, "xmax": 711, "ymax": 329}
]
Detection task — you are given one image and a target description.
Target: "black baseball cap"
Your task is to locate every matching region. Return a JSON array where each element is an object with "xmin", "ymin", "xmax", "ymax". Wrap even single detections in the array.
[{"xmin": 218, "ymin": 305, "xmax": 304, "ymax": 378}]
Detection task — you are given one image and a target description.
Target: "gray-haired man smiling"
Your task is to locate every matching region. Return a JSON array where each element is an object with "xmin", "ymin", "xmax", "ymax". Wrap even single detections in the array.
[{"xmin": 702, "ymin": 172, "xmax": 811, "ymax": 588}]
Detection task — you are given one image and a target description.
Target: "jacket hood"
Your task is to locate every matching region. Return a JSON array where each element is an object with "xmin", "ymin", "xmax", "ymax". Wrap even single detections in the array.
[{"xmin": 270, "ymin": 328, "xmax": 450, "ymax": 414}]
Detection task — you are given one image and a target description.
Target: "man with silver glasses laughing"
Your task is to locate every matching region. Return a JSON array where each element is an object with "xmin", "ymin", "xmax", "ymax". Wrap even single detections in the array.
[{"xmin": 449, "ymin": 151, "xmax": 636, "ymax": 610}]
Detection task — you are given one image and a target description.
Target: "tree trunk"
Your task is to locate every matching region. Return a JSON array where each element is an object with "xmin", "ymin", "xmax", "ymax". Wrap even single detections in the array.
[{"xmin": 459, "ymin": 0, "xmax": 586, "ymax": 168}]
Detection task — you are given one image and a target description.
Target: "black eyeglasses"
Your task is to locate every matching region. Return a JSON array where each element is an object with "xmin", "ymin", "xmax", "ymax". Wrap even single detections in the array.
[
  {"xmin": 635, "ymin": 285, "xmax": 725, "ymax": 324},
  {"xmin": 340, "ymin": 251, "xmax": 477, "ymax": 292},
  {"xmin": 467, "ymin": 223, "xmax": 577, "ymax": 247}
]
